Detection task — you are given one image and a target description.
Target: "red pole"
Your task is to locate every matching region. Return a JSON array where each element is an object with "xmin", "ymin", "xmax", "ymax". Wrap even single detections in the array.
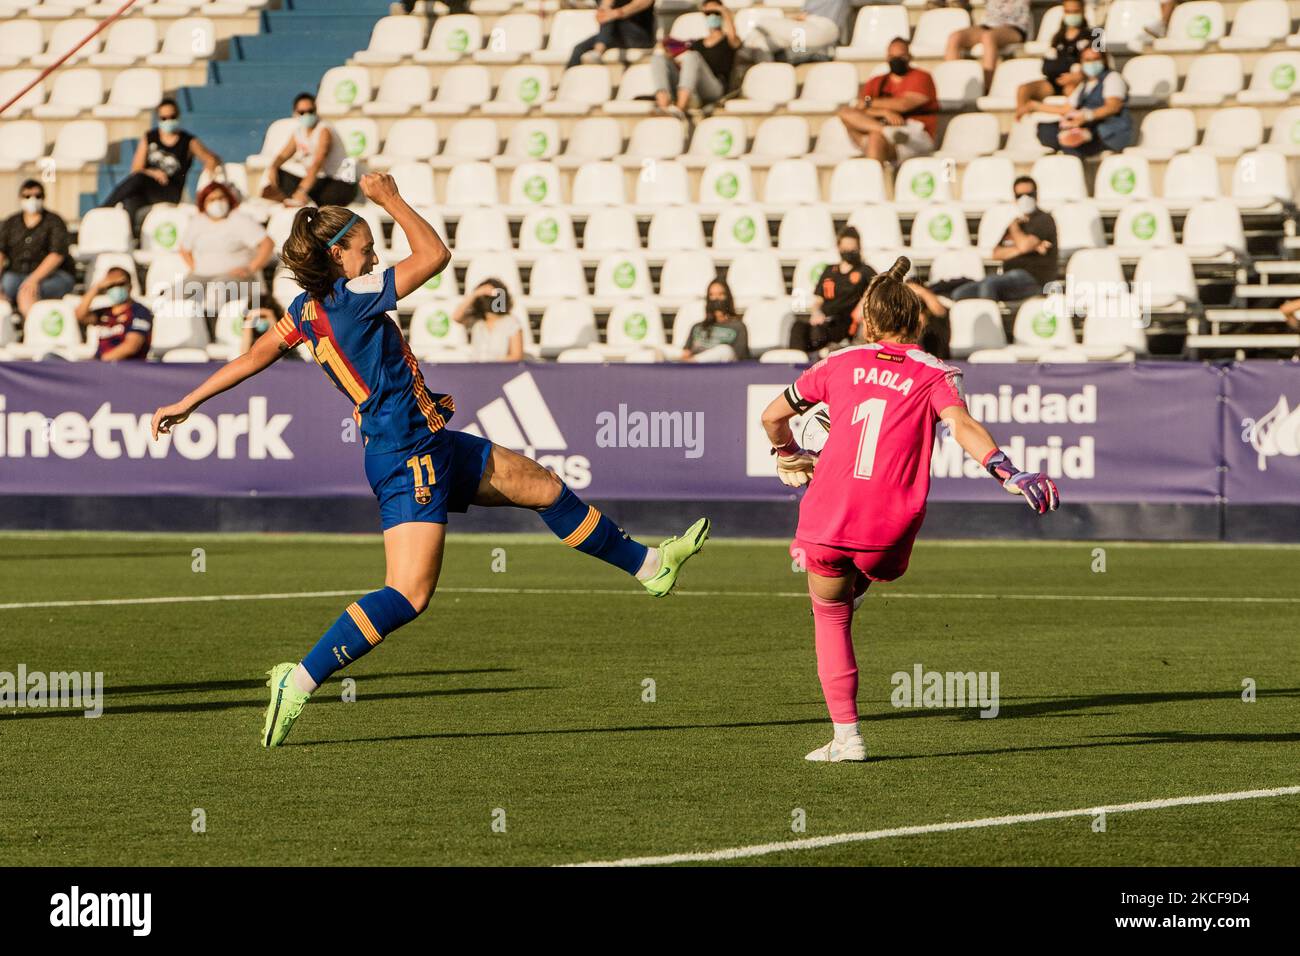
[{"xmin": 0, "ymin": 0, "xmax": 143, "ymax": 116}]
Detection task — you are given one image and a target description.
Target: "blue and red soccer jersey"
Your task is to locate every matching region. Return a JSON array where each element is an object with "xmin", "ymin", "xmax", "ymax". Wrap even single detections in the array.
[
  {"xmin": 92, "ymin": 300, "xmax": 152, "ymax": 360},
  {"xmin": 279, "ymin": 267, "xmax": 455, "ymax": 457},
  {"xmin": 277, "ymin": 267, "xmax": 489, "ymax": 529}
]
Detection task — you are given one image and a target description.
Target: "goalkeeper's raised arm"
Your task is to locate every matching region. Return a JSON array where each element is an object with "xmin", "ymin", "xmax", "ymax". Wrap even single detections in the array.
[{"xmin": 939, "ymin": 405, "xmax": 1060, "ymax": 514}]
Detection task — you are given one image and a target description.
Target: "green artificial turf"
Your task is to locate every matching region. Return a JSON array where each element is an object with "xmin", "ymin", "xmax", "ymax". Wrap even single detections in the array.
[{"xmin": 0, "ymin": 532, "xmax": 1296, "ymax": 866}]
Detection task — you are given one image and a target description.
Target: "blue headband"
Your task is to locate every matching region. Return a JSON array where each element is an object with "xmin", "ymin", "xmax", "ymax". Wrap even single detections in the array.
[{"xmin": 326, "ymin": 212, "xmax": 360, "ymax": 248}]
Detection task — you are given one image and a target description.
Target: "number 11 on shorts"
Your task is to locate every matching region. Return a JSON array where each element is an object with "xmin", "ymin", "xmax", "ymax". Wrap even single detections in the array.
[
  {"xmin": 851, "ymin": 398, "xmax": 887, "ymax": 479},
  {"xmin": 406, "ymin": 454, "xmax": 436, "ymax": 486}
]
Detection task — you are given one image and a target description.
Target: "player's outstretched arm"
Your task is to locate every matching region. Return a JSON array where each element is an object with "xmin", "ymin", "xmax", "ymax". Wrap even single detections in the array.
[
  {"xmin": 358, "ymin": 172, "xmax": 450, "ymax": 301},
  {"xmin": 939, "ymin": 405, "xmax": 1060, "ymax": 515},
  {"xmin": 151, "ymin": 328, "xmax": 292, "ymax": 439},
  {"xmin": 761, "ymin": 393, "xmax": 818, "ymax": 487}
]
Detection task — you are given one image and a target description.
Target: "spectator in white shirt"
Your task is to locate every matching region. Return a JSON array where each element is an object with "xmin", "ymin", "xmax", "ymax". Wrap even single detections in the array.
[
  {"xmin": 263, "ymin": 93, "xmax": 358, "ymax": 208},
  {"xmin": 453, "ymin": 279, "xmax": 524, "ymax": 362},
  {"xmin": 746, "ymin": 0, "xmax": 851, "ymax": 63},
  {"xmin": 180, "ymin": 182, "xmax": 275, "ymax": 321}
]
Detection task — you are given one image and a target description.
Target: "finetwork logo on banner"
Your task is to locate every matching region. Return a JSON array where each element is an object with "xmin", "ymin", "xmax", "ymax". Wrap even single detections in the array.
[
  {"xmin": 0, "ymin": 395, "xmax": 292, "ymax": 461},
  {"xmin": 459, "ymin": 371, "xmax": 591, "ymax": 488}
]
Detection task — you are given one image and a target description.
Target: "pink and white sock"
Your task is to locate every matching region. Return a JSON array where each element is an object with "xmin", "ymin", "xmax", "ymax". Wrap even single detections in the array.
[{"xmin": 810, "ymin": 592, "xmax": 859, "ymax": 725}]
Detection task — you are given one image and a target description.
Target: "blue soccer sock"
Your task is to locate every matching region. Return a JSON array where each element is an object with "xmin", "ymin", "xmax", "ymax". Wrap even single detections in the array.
[
  {"xmin": 538, "ymin": 485, "xmax": 649, "ymax": 576},
  {"xmin": 300, "ymin": 586, "xmax": 420, "ymax": 685}
]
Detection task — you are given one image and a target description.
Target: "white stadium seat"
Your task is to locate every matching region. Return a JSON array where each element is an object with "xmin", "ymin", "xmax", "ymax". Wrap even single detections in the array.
[
  {"xmin": 1152, "ymin": 1, "xmax": 1226, "ymax": 52},
  {"xmin": 1238, "ymin": 51, "xmax": 1300, "ymax": 104},
  {"xmin": 726, "ymin": 250, "xmax": 787, "ymax": 304},
  {"xmin": 0, "ymin": 21, "xmax": 44, "ymax": 68},
  {"xmin": 648, "ymin": 207, "xmax": 706, "ymax": 253},
  {"xmin": 894, "ymin": 157, "xmax": 955, "ymax": 209},
  {"xmin": 33, "ymin": 19, "xmax": 103, "ymax": 66},
  {"xmin": 742, "ymin": 300, "xmax": 795, "ymax": 355},
  {"xmin": 1053, "ymin": 201, "xmax": 1106, "ymax": 254},
  {"xmin": 533, "ymin": 10, "xmax": 598, "ymax": 65},
  {"xmin": 948, "ymin": 299, "xmax": 1006, "ymax": 358},
  {"xmin": 1126, "ymin": 108, "xmax": 1197, "ymax": 159},
  {"xmin": 147, "ymin": 18, "xmax": 215, "ymax": 67},
  {"xmin": 365, "ymin": 65, "xmax": 435, "ymax": 116},
  {"xmin": 50, "ymin": 119, "xmax": 108, "ymax": 169},
  {"xmin": 417, "ymin": 14, "xmax": 483, "ymax": 63},
  {"xmin": 317, "ymin": 66, "xmax": 372, "ymax": 116},
  {"xmin": 934, "ymin": 60, "xmax": 984, "ymax": 110},
  {"xmin": 571, "ymin": 160, "xmax": 625, "ymax": 206},
  {"xmin": 528, "ymin": 250, "xmax": 588, "ymax": 304},
  {"xmin": 1169, "ymin": 53, "xmax": 1244, "ymax": 106},
  {"xmin": 1194, "ymin": 107, "xmax": 1264, "ymax": 158},
  {"xmin": 32, "ymin": 68, "xmax": 102, "ymax": 119},
  {"xmin": 1231, "ymin": 150, "xmax": 1294, "ymax": 209},
  {"xmin": 509, "ymin": 160, "xmax": 564, "ymax": 207},
  {"xmin": 430, "ymin": 117, "xmax": 499, "ymax": 168},
  {"xmin": 725, "ymin": 62, "xmax": 797, "ymax": 114},
  {"xmin": 1111, "ymin": 201, "xmax": 1176, "ymax": 255},
  {"xmin": 0, "ymin": 119, "xmax": 45, "ymax": 171},
  {"xmin": 594, "ymin": 252, "xmax": 653, "ymax": 300},
  {"xmin": 519, "ymin": 207, "xmax": 577, "ymax": 253},
  {"xmin": 371, "ymin": 117, "xmax": 440, "ymax": 169},
  {"xmin": 910, "ymin": 8, "xmax": 971, "ymax": 58},
  {"xmin": 837, "ymin": 6, "xmax": 911, "ymax": 60},
  {"xmin": 713, "ymin": 205, "xmax": 772, "ymax": 251},
  {"xmin": 1094, "ymin": 153, "xmax": 1154, "ymax": 205},
  {"xmin": 910, "ymin": 203, "xmax": 972, "ymax": 251},
  {"xmin": 544, "ymin": 65, "xmax": 612, "ymax": 116},
  {"xmin": 958, "ymin": 156, "xmax": 1015, "ymax": 212},
  {"xmin": 790, "ymin": 62, "xmax": 857, "ymax": 113},
  {"xmin": 936, "ymin": 113, "xmax": 1001, "ymax": 161},
  {"xmin": 1181, "ymin": 200, "xmax": 1246, "ymax": 258},
  {"xmin": 354, "ymin": 15, "xmax": 429, "ymax": 65},
  {"xmin": 93, "ymin": 68, "xmax": 162, "ymax": 119},
  {"xmin": 1031, "ymin": 154, "xmax": 1087, "ymax": 204},
  {"xmin": 454, "ymin": 208, "xmax": 511, "ymax": 253},
  {"xmin": 698, "ymin": 160, "xmax": 756, "ymax": 206},
  {"xmin": 1162, "ymin": 151, "xmax": 1223, "ymax": 203},
  {"xmin": 583, "ymin": 207, "xmax": 641, "ymax": 253},
  {"xmin": 976, "ymin": 59, "xmax": 1044, "ymax": 112},
  {"xmin": 1122, "ymin": 55, "xmax": 1178, "ymax": 107},
  {"xmin": 828, "ymin": 158, "xmax": 887, "ymax": 207},
  {"xmin": 475, "ymin": 13, "xmax": 544, "ymax": 65},
  {"xmin": 847, "ymin": 204, "xmax": 904, "ymax": 249},
  {"xmin": 749, "ymin": 115, "xmax": 811, "ymax": 163},
  {"xmin": 763, "ymin": 158, "xmax": 822, "ymax": 206},
  {"xmin": 1103, "ymin": 0, "xmax": 1163, "ymax": 53},
  {"xmin": 539, "ymin": 300, "xmax": 598, "ymax": 356},
  {"xmin": 482, "ymin": 64, "xmax": 551, "ymax": 115},
  {"xmin": 1220, "ymin": 0, "xmax": 1291, "ymax": 50},
  {"xmin": 556, "ymin": 116, "xmax": 621, "ymax": 166}
]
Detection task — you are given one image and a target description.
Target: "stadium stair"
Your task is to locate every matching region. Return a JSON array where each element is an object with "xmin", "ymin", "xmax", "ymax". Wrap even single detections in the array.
[{"xmin": 86, "ymin": 0, "xmax": 391, "ymax": 214}]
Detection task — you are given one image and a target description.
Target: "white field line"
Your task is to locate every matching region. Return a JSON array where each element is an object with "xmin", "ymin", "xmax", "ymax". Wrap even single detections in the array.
[
  {"xmin": 4, "ymin": 586, "xmax": 1300, "ymax": 612},
  {"xmin": 563, "ymin": 785, "xmax": 1300, "ymax": 867}
]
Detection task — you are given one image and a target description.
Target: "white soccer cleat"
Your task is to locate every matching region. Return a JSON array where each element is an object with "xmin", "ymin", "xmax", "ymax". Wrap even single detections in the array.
[{"xmin": 805, "ymin": 734, "xmax": 867, "ymax": 762}]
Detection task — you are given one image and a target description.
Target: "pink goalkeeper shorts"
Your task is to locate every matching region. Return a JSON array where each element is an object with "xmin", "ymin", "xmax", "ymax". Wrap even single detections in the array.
[{"xmin": 790, "ymin": 535, "xmax": 916, "ymax": 583}]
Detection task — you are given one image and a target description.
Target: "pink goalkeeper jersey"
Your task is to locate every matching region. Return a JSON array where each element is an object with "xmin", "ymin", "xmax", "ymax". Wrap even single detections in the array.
[{"xmin": 786, "ymin": 341, "xmax": 967, "ymax": 550}]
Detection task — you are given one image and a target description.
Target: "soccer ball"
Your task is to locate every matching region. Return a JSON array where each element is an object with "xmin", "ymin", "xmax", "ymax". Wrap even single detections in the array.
[{"xmin": 797, "ymin": 405, "xmax": 831, "ymax": 453}]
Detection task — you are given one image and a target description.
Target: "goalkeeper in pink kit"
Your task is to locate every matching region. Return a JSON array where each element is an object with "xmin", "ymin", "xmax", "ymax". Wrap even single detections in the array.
[{"xmin": 761, "ymin": 257, "xmax": 1060, "ymax": 762}]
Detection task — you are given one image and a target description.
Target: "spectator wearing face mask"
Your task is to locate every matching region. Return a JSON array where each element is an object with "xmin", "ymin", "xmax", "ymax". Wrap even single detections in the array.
[
  {"xmin": 240, "ymin": 300, "xmax": 284, "ymax": 356},
  {"xmin": 1036, "ymin": 47, "xmax": 1134, "ymax": 157},
  {"xmin": 454, "ymin": 279, "xmax": 524, "ymax": 362},
  {"xmin": 682, "ymin": 279, "xmax": 749, "ymax": 362},
  {"xmin": 1015, "ymin": 0, "xmax": 1095, "ymax": 119},
  {"xmin": 74, "ymin": 266, "xmax": 153, "ymax": 362},
  {"xmin": 180, "ymin": 182, "xmax": 275, "ymax": 320},
  {"xmin": 945, "ymin": 177, "xmax": 1057, "ymax": 305},
  {"xmin": 263, "ymin": 93, "xmax": 359, "ymax": 208},
  {"xmin": 0, "ymin": 180, "xmax": 75, "ymax": 317},
  {"xmin": 789, "ymin": 226, "xmax": 876, "ymax": 354},
  {"xmin": 836, "ymin": 38, "xmax": 938, "ymax": 165},
  {"xmin": 652, "ymin": 2, "xmax": 740, "ymax": 118},
  {"xmin": 101, "ymin": 98, "xmax": 221, "ymax": 233},
  {"xmin": 746, "ymin": 0, "xmax": 851, "ymax": 64}
]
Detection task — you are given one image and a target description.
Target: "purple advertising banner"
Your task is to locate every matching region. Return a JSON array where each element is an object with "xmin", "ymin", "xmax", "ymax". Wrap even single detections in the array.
[
  {"xmin": 1223, "ymin": 361, "xmax": 1300, "ymax": 505},
  {"xmin": 0, "ymin": 359, "xmax": 1267, "ymax": 504}
]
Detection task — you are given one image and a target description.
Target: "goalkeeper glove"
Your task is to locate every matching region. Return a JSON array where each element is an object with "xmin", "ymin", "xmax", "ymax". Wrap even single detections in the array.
[
  {"xmin": 983, "ymin": 449, "xmax": 1060, "ymax": 515},
  {"xmin": 772, "ymin": 438, "xmax": 818, "ymax": 487}
]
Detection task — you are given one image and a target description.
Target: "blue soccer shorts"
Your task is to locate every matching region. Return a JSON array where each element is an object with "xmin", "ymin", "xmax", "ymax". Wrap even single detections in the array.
[{"xmin": 365, "ymin": 429, "xmax": 494, "ymax": 530}]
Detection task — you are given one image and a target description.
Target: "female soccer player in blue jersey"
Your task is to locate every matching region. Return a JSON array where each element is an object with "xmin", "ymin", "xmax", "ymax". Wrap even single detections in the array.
[{"xmin": 151, "ymin": 172, "xmax": 710, "ymax": 748}]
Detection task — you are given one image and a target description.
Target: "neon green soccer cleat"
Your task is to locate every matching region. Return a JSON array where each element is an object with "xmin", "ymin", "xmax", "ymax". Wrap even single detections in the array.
[
  {"xmin": 262, "ymin": 662, "xmax": 311, "ymax": 749},
  {"xmin": 642, "ymin": 517, "xmax": 711, "ymax": 598}
]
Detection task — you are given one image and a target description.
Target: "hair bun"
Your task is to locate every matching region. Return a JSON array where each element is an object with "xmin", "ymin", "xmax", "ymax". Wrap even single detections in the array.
[{"xmin": 887, "ymin": 256, "xmax": 911, "ymax": 281}]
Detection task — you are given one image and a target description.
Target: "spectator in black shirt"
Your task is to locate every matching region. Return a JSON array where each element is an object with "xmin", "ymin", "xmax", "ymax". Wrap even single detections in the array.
[
  {"xmin": 652, "ymin": 2, "xmax": 740, "ymax": 118},
  {"xmin": 954, "ymin": 176, "xmax": 1057, "ymax": 302},
  {"xmin": 1015, "ymin": 0, "xmax": 1094, "ymax": 119},
  {"xmin": 0, "ymin": 180, "xmax": 75, "ymax": 317},
  {"xmin": 789, "ymin": 226, "xmax": 875, "ymax": 354},
  {"xmin": 101, "ymin": 98, "xmax": 221, "ymax": 234},
  {"xmin": 567, "ymin": 0, "xmax": 657, "ymax": 68},
  {"xmin": 681, "ymin": 279, "xmax": 749, "ymax": 361}
]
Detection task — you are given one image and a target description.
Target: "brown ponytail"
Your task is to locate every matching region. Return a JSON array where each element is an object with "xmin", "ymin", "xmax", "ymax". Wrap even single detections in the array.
[
  {"xmin": 280, "ymin": 205, "xmax": 360, "ymax": 301},
  {"xmin": 861, "ymin": 255, "xmax": 922, "ymax": 344}
]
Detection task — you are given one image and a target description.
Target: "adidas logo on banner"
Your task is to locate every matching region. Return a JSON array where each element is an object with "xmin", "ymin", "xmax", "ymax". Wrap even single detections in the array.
[{"xmin": 460, "ymin": 372, "xmax": 592, "ymax": 488}]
